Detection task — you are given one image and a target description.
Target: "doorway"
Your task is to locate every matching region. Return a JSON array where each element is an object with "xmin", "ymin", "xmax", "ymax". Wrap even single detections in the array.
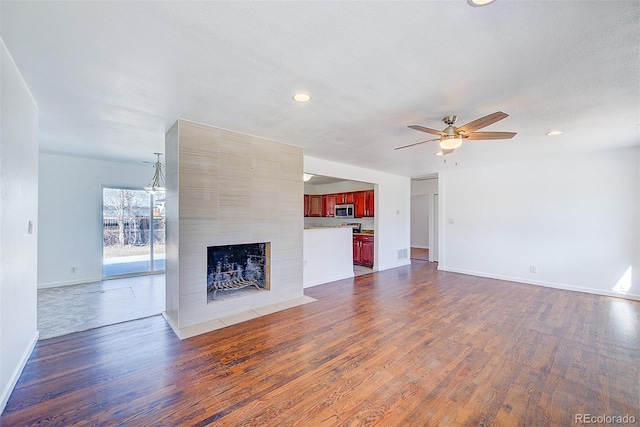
[{"xmin": 102, "ymin": 187, "xmax": 165, "ymax": 278}]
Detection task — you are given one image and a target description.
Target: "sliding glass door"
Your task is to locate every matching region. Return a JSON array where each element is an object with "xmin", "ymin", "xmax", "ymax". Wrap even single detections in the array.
[{"xmin": 102, "ymin": 187, "xmax": 165, "ymax": 278}]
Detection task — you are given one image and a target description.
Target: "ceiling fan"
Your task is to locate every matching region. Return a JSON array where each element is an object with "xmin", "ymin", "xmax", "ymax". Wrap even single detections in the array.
[{"xmin": 395, "ymin": 111, "xmax": 516, "ymax": 155}]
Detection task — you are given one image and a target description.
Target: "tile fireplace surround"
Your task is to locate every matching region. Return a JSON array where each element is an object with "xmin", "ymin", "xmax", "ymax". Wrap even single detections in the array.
[{"xmin": 163, "ymin": 119, "xmax": 312, "ymax": 339}]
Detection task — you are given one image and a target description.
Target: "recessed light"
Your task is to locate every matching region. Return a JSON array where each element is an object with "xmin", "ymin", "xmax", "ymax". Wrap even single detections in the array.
[
  {"xmin": 292, "ymin": 93, "xmax": 311, "ymax": 103},
  {"xmin": 546, "ymin": 130, "xmax": 563, "ymax": 136},
  {"xmin": 467, "ymin": 0, "xmax": 497, "ymax": 6}
]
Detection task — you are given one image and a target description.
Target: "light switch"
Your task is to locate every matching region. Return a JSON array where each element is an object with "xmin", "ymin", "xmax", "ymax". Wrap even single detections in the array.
[
  {"xmin": 448, "ymin": 217, "xmax": 454, "ymax": 224},
  {"xmin": 28, "ymin": 221, "xmax": 33, "ymax": 234}
]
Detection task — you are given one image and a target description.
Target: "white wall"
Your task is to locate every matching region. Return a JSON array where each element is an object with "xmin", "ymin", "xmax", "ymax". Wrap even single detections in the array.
[
  {"xmin": 0, "ymin": 40, "xmax": 39, "ymax": 414},
  {"xmin": 439, "ymin": 146, "xmax": 640, "ymax": 300},
  {"xmin": 410, "ymin": 195, "xmax": 429, "ymax": 248},
  {"xmin": 38, "ymin": 153, "xmax": 152, "ymax": 288},
  {"xmin": 304, "ymin": 156, "xmax": 411, "ymax": 271},
  {"xmin": 303, "ymin": 227, "xmax": 354, "ymax": 288}
]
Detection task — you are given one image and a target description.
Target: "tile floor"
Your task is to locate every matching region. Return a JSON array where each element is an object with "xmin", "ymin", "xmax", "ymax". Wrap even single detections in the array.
[
  {"xmin": 38, "ymin": 274, "xmax": 165, "ymax": 340},
  {"xmin": 353, "ymin": 265, "xmax": 374, "ymax": 277}
]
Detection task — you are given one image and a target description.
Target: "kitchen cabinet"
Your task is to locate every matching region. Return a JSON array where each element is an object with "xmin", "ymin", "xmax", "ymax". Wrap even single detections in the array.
[
  {"xmin": 304, "ymin": 194, "xmax": 309, "ymax": 217},
  {"xmin": 353, "ymin": 234, "xmax": 374, "ymax": 267},
  {"xmin": 364, "ymin": 190, "xmax": 374, "ymax": 217},
  {"xmin": 306, "ymin": 190, "xmax": 373, "ymax": 218},
  {"xmin": 354, "ymin": 191, "xmax": 366, "ymax": 217},
  {"xmin": 335, "ymin": 192, "xmax": 355, "ymax": 204},
  {"xmin": 354, "ymin": 190, "xmax": 374, "ymax": 217},
  {"xmin": 323, "ymin": 194, "xmax": 335, "ymax": 217},
  {"xmin": 308, "ymin": 194, "xmax": 323, "ymax": 217}
]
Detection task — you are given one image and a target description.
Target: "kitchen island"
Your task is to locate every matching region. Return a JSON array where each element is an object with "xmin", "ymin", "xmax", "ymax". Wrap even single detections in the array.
[{"xmin": 303, "ymin": 225, "xmax": 354, "ymax": 288}]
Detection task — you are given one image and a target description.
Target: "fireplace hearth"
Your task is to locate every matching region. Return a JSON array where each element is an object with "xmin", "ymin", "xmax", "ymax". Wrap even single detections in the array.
[{"xmin": 207, "ymin": 242, "xmax": 270, "ymax": 302}]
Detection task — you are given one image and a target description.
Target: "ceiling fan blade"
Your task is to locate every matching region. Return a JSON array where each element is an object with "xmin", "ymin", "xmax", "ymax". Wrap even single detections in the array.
[
  {"xmin": 456, "ymin": 111, "xmax": 509, "ymax": 135},
  {"xmin": 394, "ymin": 138, "xmax": 440, "ymax": 150},
  {"xmin": 464, "ymin": 131, "xmax": 517, "ymax": 140},
  {"xmin": 408, "ymin": 125, "xmax": 445, "ymax": 136}
]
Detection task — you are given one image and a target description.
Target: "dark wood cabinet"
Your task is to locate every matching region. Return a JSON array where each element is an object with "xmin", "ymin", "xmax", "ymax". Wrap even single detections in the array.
[
  {"xmin": 345, "ymin": 192, "xmax": 355, "ymax": 204},
  {"xmin": 364, "ymin": 190, "xmax": 374, "ymax": 217},
  {"xmin": 335, "ymin": 192, "xmax": 355, "ymax": 204},
  {"xmin": 306, "ymin": 190, "xmax": 373, "ymax": 218},
  {"xmin": 353, "ymin": 234, "xmax": 374, "ymax": 267},
  {"xmin": 304, "ymin": 194, "xmax": 309, "ymax": 217},
  {"xmin": 354, "ymin": 191, "xmax": 366, "ymax": 217},
  {"xmin": 322, "ymin": 194, "xmax": 335, "ymax": 217},
  {"xmin": 352, "ymin": 238, "xmax": 361, "ymax": 264},
  {"xmin": 308, "ymin": 194, "xmax": 323, "ymax": 217},
  {"xmin": 354, "ymin": 190, "xmax": 374, "ymax": 217}
]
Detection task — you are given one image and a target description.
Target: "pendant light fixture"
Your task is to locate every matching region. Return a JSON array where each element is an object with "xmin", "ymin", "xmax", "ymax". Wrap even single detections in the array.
[{"xmin": 144, "ymin": 152, "xmax": 165, "ymax": 195}]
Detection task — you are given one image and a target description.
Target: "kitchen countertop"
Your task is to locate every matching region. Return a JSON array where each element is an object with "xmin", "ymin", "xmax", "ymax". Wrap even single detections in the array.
[{"xmin": 354, "ymin": 229, "xmax": 374, "ymax": 236}]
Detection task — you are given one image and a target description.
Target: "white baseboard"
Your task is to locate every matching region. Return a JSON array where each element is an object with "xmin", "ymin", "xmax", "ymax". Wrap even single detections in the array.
[
  {"xmin": 0, "ymin": 330, "xmax": 39, "ymax": 415},
  {"xmin": 438, "ymin": 266, "xmax": 640, "ymax": 302},
  {"xmin": 38, "ymin": 277, "xmax": 100, "ymax": 289},
  {"xmin": 411, "ymin": 245, "xmax": 429, "ymax": 249},
  {"xmin": 377, "ymin": 260, "xmax": 412, "ymax": 271},
  {"xmin": 303, "ymin": 272, "xmax": 355, "ymax": 288}
]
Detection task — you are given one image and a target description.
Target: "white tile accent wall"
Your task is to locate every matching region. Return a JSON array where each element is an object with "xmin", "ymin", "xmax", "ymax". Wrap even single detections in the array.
[{"xmin": 165, "ymin": 119, "xmax": 304, "ymax": 333}]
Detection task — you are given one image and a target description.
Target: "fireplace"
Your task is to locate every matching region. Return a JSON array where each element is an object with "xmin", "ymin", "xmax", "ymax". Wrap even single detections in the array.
[{"xmin": 207, "ymin": 242, "xmax": 270, "ymax": 302}]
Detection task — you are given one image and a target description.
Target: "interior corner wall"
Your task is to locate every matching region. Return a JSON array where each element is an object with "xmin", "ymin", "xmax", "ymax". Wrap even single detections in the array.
[
  {"xmin": 165, "ymin": 120, "xmax": 304, "ymax": 332},
  {"xmin": 439, "ymin": 146, "xmax": 640, "ymax": 300},
  {"xmin": 37, "ymin": 153, "xmax": 152, "ymax": 288},
  {"xmin": 304, "ymin": 155, "xmax": 412, "ymax": 271},
  {"xmin": 0, "ymin": 40, "xmax": 39, "ymax": 414}
]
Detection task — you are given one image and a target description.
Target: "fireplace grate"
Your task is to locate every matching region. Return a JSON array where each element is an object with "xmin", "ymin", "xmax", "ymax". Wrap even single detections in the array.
[
  {"xmin": 208, "ymin": 278, "xmax": 260, "ymax": 300},
  {"xmin": 207, "ymin": 243, "xmax": 269, "ymax": 302}
]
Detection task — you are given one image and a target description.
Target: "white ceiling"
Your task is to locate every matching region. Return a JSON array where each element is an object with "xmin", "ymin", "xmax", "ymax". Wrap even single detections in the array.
[{"xmin": 2, "ymin": 1, "xmax": 639, "ymax": 177}]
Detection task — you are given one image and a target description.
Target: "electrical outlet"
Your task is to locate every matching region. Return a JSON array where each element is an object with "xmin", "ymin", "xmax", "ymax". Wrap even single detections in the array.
[
  {"xmin": 529, "ymin": 265, "xmax": 536, "ymax": 273},
  {"xmin": 71, "ymin": 267, "xmax": 77, "ymax": 274}
]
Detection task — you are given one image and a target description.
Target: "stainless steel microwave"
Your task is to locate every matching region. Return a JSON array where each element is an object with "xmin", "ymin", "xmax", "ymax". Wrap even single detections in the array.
[{"xmin": 335, "ymin": 204, "xmax": 354, "ymax": 218}]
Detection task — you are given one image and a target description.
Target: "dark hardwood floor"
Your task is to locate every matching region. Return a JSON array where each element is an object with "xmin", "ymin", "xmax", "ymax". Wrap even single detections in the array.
[
  {"xmin": 410, "ymin": 247, "xmax": 429, "ymax": 261},
  {"xmin": 3, "ymin": 261, "xmax": 639, "ymax": 426}
]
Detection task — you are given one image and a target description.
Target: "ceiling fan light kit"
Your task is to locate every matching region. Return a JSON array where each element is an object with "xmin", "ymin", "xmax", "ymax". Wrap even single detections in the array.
[
  {"xmin": 440, "ymin": 135, "xmax": 462, "ymax": 150},
  {"xmin": 397, "ymin": 111, "xmax": 516, "ymax": 154},
  {"xmin": 467, "ymin": 0, "xmax": 497, "ymax": 7}
]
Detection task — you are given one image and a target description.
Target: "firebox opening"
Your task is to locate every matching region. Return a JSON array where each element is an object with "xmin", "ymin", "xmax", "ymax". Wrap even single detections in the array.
[{"xmin": 207, "ymin": 242, "xmax": 270, "ymax": 302}]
